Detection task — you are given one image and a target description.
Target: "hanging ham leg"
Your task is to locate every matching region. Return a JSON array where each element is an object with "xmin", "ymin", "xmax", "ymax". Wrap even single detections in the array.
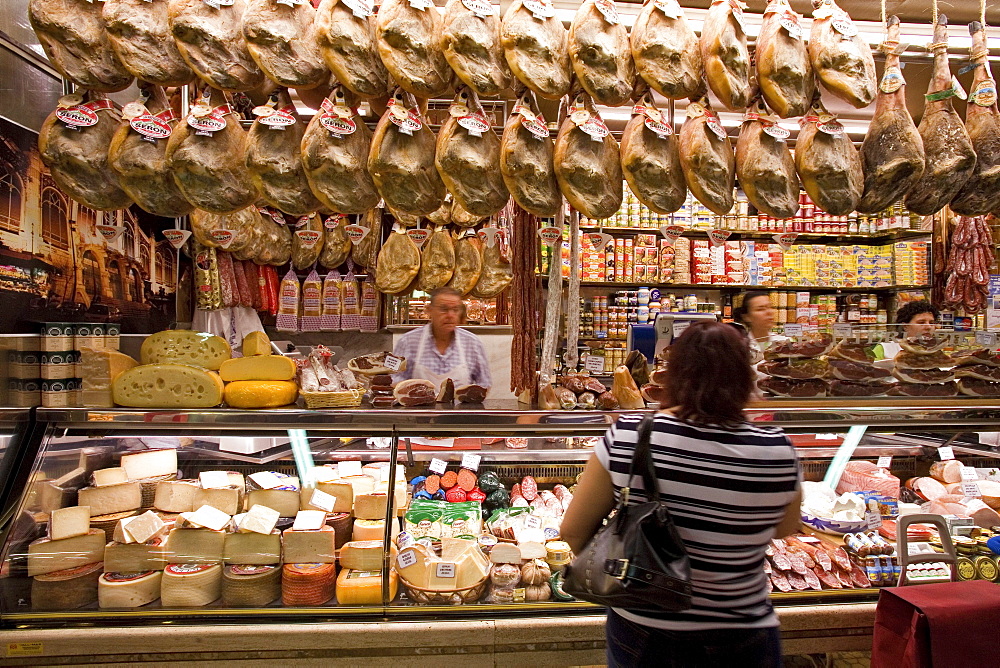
[{"xmin": 700, "ymin": 0, "xmax": 750, "ymax": 111}]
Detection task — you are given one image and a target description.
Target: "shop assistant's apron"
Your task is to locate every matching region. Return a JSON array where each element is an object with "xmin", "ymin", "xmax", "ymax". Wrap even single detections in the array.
[{"xmin": 413, "ymin": 325, "xmax": 472, "ymax": 389}]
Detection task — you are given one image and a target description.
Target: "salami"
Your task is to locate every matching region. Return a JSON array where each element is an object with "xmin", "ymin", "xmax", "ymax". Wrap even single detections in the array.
[
  {"xmin": 814, "ymin": 566, "xmax": 842, "ymax": 589},
  {"xmin": 770, "ymin": 571, "xmax": 792, "ymax": 592},
  {"xmin": 850, "ymin": 562, "xmax": 871, "ymax": 588},
  {"xmin": 802, "ymin": 568, "xmax": 822, "ymax": 590},
  {"xmin": 233, "ymin": 258, "xmax": 253, "ymax": 307},
  {"xmin": 762, "ymin": 559, "xmax": 772, "ymax": 575},
  {"xmin": 828, "ymin": 546, "xmax": 852, "ymax": 572},
  {"xmin": 770, "ymin": 550, "xmax": 792, "ymax": 572},
  {"xmin": 244, "ymin": 261, "xmax": 263, "ymax": 310},
  {"xmin": 553, "ymin": 485, "xmax": 570, "ymax": 501},
  {"xmin": 520, "ymin": 476, "xmax": 538, "ymax": 501},
  {"xmin": 785, "ymin": 537, "xmax": 832, "ymax": 571},
  {"xmin": 441, "ymin": 470, "xmax": 459, "ymax": 490},
  {"xmin": 425, "ymin": 474, "xmax": 441, "ymax": 495},
  {"xmin": 786, "ymin": 552, "xmax": 808, "ymax": 576},
  {"xmin": 457, "ymin": 468, "xmax": 477, "ymax": 493},
  {"xmin": 264, "ymin": 266, "xmax": 280, "ymax": 316},
  {"xmin": 786, "ymin": 571, "xmax": 808, "ymax": 591},
  {"xmin": 218, "ymin": 251, "xmax": 238, "ymax": 308},
  {"xmin": 511, "ymin": 483, "xmax": 522, "ymax": 498},
  {"xmin": 786, "ymin": 546, "xmax": 815, "ymax": 569}
]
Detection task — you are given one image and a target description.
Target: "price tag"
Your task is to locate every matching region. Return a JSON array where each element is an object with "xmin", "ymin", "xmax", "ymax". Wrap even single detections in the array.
[
  {"xmin": 309, "ymin": 489, "xmax": 336, "ymax": 512},
  {"xmin": 398, "ymin": 549, "xmax": 418, "ymax": 569},
  {"xmin": 162, "ymin": 229, "xmax": 192, "ymax": 249},
  {"xmin": 384, "ymin": 354, "xmax": 403, "ymax": 372},
  {"xmin": 538, "ymin": 226, "xmax": 562, "ymax": 247},
  {"xmin": 585, "ymin": 355, "xmax": 605, "ymax": 374},
  {"xmin": 847, "ymin": 310, "xmax": 861, "ymax": 322},
  {"xmin": 833, "ymin": 323, "xmax": 853, "ymax": 337},
  {"xmin": 672, "ymin": 320, "xmax": 691, "ymax": 339},
  {"xmin": 961, "ymin": 465, "xmax": 979, "ymax": 482},
  {"xmin": 938, "ymin": 445, "xmax": 955, "ymax": 461},
  {"xmin": 435, "ymin": 562, "xmax": 457, "ymax": 579},
  {"xmin": 199, "ymin": 471, "xmax": 231, "ymax": 489},
  {"xmin": 461, "ymin": 453, "xmax": 481, "ymax": 471},
  {"xmin": 866, "ymin": 510, "xmax": 882, "ymax": 529},
  {"xmin": 525, "ymin": 515, "xmax": 542, "ymax": 530},
  {"xmin": 877, "ymin": 456, "xmax": 892, "ymax": 469},
  {"xmin": 249, "ymin": 471, "xmax": 282, "ymax": 490},
  {"xmin": 429, "ymin": 458, "xmax": 448, "ymax": 474},
  {"xmin": 962, "ymin": 481, "xmax": 982, "ymax": 498},
  {"xmin": 338, "ymin": 460, "xmax": 363, "ymax": 477},
  {"xmin": 976, "ymin": 331, "xmax": 997, "ymax": 346},
  {"xmin": 783, "ymin": 323, "xmax": 803, "ymax": 337}
]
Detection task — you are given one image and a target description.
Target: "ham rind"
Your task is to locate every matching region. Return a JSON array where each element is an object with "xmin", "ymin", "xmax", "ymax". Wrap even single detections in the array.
[{"xmin": 929, "ymin": 460, "xmax": 963, "ymax": 483}]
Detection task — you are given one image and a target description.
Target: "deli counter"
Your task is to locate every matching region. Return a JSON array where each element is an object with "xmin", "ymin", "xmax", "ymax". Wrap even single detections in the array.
[{"xmin": 1, "ymin": 401, "xmax": 999, "ymax": 665}]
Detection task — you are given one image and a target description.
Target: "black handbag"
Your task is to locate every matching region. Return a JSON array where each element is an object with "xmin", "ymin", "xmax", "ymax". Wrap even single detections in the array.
[{"xmin": 562, "ymin": 414, "xmax": 692, "ymax": 613}]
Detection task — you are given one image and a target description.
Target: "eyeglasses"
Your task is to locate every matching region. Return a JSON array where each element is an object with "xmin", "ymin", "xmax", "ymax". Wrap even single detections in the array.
[{"xmin": 430, "ymin": 306, "xmax": 462, "ymax": 314}]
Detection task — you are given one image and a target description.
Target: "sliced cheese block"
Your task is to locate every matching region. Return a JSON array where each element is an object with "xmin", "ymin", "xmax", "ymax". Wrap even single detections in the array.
[
  {"xmin": 160, "ymin": 563, "xmax": 223, "ymax": 607},
  {"xmin": 37, "ymin": 481, "xmax": 75, "ymax": 513},
  {"xmin": 121, "ymin": 449, "xmax": 178, "ymax": 480},
  {"xmin": 112, "ymin": 364, "xmax": 225, "ymax": 408},
  {"xmin": 223, "ymin": 531, "xmax": 281, "ymax": 565},
  {"xmin": 299, "ymin": 482, "xmax": 354, "ymax": 512},
  {"xmin": 31, "ymin": 562, "xmax": 102, "ymax": 610},
  {"xmin": 123, "ymin": 511, "xmax": 166, "ymax": 544},
  {"xmin": 222, "ymin": 564, "xmax": 281, "ymax": 606},
  {"xmin": 79, "ymin": 347, "xmax": 138, "ymax": 398},
  {"xmin": 336, "ymin": 568, "xmax": 397, "ymax": 605},
  {"xmin": 48, "ymin": 505, "xmax": 91, "ymax": 541},
  {"xmin": 242, "ymin": 331, "xmax": 272, "ymax": 357},
  {"xmin": 281, "ymin": 526, "xmax": 336, "ymax": 564},
  {"xmin": 78, "ymin": 482, "xmax": 141, "ymax": 517},
  {"xmin": 441, "ymin": 537, "xmax": 478, "ymax": 561},
  {"xmin": 98, "ymin": 570, "xmax": 162, "ymax": 608},
  {"xmin": 223, "ymin": 381, "xmax": 298, "ymax": 409},
  {"xmin": 92, "ymin": 467, "xmax": 128, "ymax": 487},
  {"xmin": 239, "ymin": 504, "xmax": 280, "ymax": 534},
  {"xmin": 191, "ymin": 487, "xmax": 242, "ymax": 516},
  {"xmin": 164, "ymin": 528, "xmax": 225, "ymax": 563},
  {"xmin": 352, "ymin": 519, "xmax": 400, "ymax": 542},
  {"xmin": 154, "ymin": 480, "xmax": 200, "ymax": 513},
  {"xmin": 247, "ymin": 489, "xmax": 299, "ymax": 517},
  {"xmin": 340, "ymin": 475, "xmax": 375, "ymax": 496},
  {"xmin": 395, "ymin": 544, "xmax": 435, "ymax": 587},
  {"xmin": 219, "ymin": 355, "xmax": 296, "ymax": 382},
  {"xmin": 354, "ymin": 493, "xmax": 390, "ymax": 520},
  {"xmin": 140, "ymin": 330, "xmax": 232, "ymax": 369},
  {"xmin": 104, "ymin": 540, "xmax": 168, "ymax": 572},
  {"xmin": 27, "ymin": 529, "xmax": 106, "ymax": 576},
  {"xmin": 339, "ymin": 540, "xmax": 396, "ymax": 571}
]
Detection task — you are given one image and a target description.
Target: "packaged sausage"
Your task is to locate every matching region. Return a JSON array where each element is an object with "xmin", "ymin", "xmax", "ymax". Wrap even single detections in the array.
[
  {"xmin": 217, "ymin": 250, "xmax": 239, "ymax": 308},
  {"xmin": 321, "ymin": 270, "xmax": 342, "ymax": 331},
  {"xmin": 276, "ymin": 268, "xmax": 300, "ymax": 332},
  {"xmin": 264, "ymin": 265, "xmax": 280, "ymax": 316},
  {"xmin": 359, "ymin": 277, "xmax": 379, "ymax": 332},
  {"xmin": 194, "ymin": 243, "xmax": 222, "ymax": 311},
  {"xmin": 292, "ymin": 213, "xmax": 324, "ymax": 270},
  {"xmin": 300, "ymin": 269, "xmax": 322, "ymax": 332},
  {"xmin": 232, "ymin": 257, "xmax": 253, "ymax": 307},
  {"xmin": 320, "ymin": 215, "xmax": 352, "ymax": 269},
  {"xmin": 340, "ymin": 269, "xmax": 361, "ymax": 330}
]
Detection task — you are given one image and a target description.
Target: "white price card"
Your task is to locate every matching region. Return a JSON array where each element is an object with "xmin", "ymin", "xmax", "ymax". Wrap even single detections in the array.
[
  {"xmin": 866, "ymin": 510, "xmax": 882, "ymax": 529},
  {"xmin": 962, "ymin": 481, "xmax": 982, "ymax": 498},
  {"xmin": 585, "ymin": 355, "xmax": 605, "ymax": 374},
  {"xmin": 938, "ymin": 445, "xmax": 955, "ymax": 461},
  {"xmin": 961, "ymin": 465, "xmax": 979, "ymax": 482},
  {"xmin": 338, "ymin": 461, "xmax": 363, "ymax": 477},
  {"xmin": 877, "ymin": 456, "xmax": 892, "ymax": 469},
  {"xmin": 309, "ymin": 489, "xmax": 336, "ymax": 512},
  {"xmin": 429, "ymin": 458, "xmax": 448, "ymax": 475},
  {"xmin": 672, "ymin": 320, "xmax": 691, "ymax": 339},
  {"xmin": 783, "ymin": 324, "xmax": 803, "ymax": 337},
  {"xmin": 384, "ymin": 354, "xmax": 403, "ymax": 372},
  {"xmin": 525, "ymin": 515, "xmax": 542, "ymax": 530},
  {"xmin": 435, "ymin": 562, "xmax": 456, "ymax": 579},
  {"xmin": 397, "ymin": 549, "xmax": 418, "ymax": 569},
  {"xmin": 976, "ymin": 331, "xmax": 997, "ymax": 346},
  {"xmin": 461, "ymin": 453, "xmax": 481, "ymax": 472},
  {"xmin": 833, "ymin": 323, "xmax": 853, "ymax": 337},
  {"xmin": 199, "ymin": 471, "xmax": 231, "ymax": 489},
  {"xmin": 249, "ymin": 471, "xmax": 282, "ymax": 490}
]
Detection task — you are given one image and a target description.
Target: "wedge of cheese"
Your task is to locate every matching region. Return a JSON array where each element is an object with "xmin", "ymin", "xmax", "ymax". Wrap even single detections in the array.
[
  {"xmin": 113, "ymin": 364, "xmax": 224, "ymax": 408},
  {"xmin": 140, "ymin": 330, "xmax": 232, "ymax": 369},
  {"xmin": 99, "ymin": 571, "xmax": 162, "ymax": 608},
  {"xmin": 121, "ymin": 449, "xmax": 178, "ymax": 480},
  {"xmin": 246, "ymin": 488, "xmax": 299, "ymax": 517},
  {"xmin": 92, "ymin": 467, "xmax": 128, "ymax": 487},
  {"xmin": 79, "ymin": 348, "xmax": 138, "ymax": 407},
  {"xmin": 48, "ymin": 506, "xmax": 91, "ymax": 541},
  {"xmin": 219, "ymin": 355, "xmax": 296, "ymax": 382},
  {"xmin": 299, "ymin": 481, "xmax": 354, "ymax": 512},
  {"xmin": 27, "ymin": 529, "xmax": 106, "ymax": 576},
  {"xmin": 164, "ymin": 528, "xmax": 225, "ymax": 563},
  {"xmin": 242, "ymin": 331, "xmax": 272, "ymax": 356},
  {"xmin": 77, "ymin": 482, "xmax": 141, "ymax": 516},
  {"xmin": 154, "ymin": 480, "xmax": 200, "ymax": 513},
  {"xmin": 191, "ymin": 487, "xmax": 242, "ymax": 516}
]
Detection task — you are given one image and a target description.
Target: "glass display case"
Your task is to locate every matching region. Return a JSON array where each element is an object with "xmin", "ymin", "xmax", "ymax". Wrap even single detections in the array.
[{"xmin": 2, "ymin": 400, "xmax": 1000, "ymax": 626}]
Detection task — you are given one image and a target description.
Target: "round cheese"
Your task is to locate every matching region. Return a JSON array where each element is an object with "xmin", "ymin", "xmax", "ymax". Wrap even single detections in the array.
[
  {"xmin": 32, "ymin": 562, "xmax": 102, "ymax": 610},
  {"xmin": 281, "ymin": 563, "xmax": 336, "ymax": 606},
  {"xmin": 99, "ymin": 571, "xmax": 162, "ymax": 608},
  {"xmin": 161, "ymin": 563, "xmax": 222, "ymax": 607},
  {"xmin": 222, "ymin": 565, "xmax": 281, "ymax": 607},
  {"xmin": 328, "ymin": 513, "xmax": 354, "ymax": 550},
  {"xmin": 223, "ymin": 381, "xmax": 298, "ymax": 409},
  {"xmin": 140, "ymin": 330, "xmax": 232, "ymax": 369},
  {"xmin": 113, "ymin": 364, "xmax": 225, "ymax": 409}
]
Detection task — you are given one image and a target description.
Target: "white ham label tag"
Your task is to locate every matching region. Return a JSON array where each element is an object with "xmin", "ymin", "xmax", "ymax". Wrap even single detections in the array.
[
  {"xmin": 389, "ymin": 106, "xmax": 422, "ymax": 135},
  {"xmin": 654, "ymin": 0, "xmax": 682, "ymax": 18},
  {"xmin": 704, "ymin": 112, "xmax": 727, "ymax": 139},
  {"xmin": 407, "ymin": 228, "xmax": 431, "ymax": 248},
  {"xmin": 586, "ymin": 232, "xmax": 613, "ymax": 251},
  {"xmin": 462, "ymin": 0, "xmax": 494, "ymax": 16},
  {"xmin": 458, "ymin": 113, "xmax": 491, "ymax": 138},
  {"xmin": 972, "ymin": 79, "xmax": 998, "ymax": 107},
  {"xmin": 121, "ymin": 102, "xmax": 148, "ymax": 121},
  {"xmin": 877, "ymin": 456, "xmax": 892, "ymax": 468},
  {"xmin": 210, "ymin": 229, "xmax": 235, "ymax": 248},
  {"xmin": 187, "ymin": 114, "xmax": 226, "ymax": 135},
  {"xmin": 96, "ymin": 224, "xmax": 124, "ymax": 243},
  {"xmin": 595, "ymin": 0, "xmax": 619, "ymax": 24},
  {"xmin": 730, "ymin": 2, "xmax": 746, "ymax": 32},
  {"xmin": 478, "ymin": 228, "xmax": 499, "ymax": 247},
  {"xmin": 321, "ymin": 114, "xmax": 357, "ymax": 137},
  {"xmin": 585, "ymin": 354, "xmax": 605, "ymax": 374},
  {"xmin": 429, "ymin": 457, "xmax": 448, "ymax": 474},
  {"xmin": 762, "ymin": 122, "xmax": 790, "ymax": 140},
  {"xmin": 645, "ymin": 116, "xmax": 673, "ymax": 137},
  {"xmin": 779, "ymin": 14, "xmax": 802, "ymax": 39},
  {"xmin": 579, "ymin": 116, "xmax": 610, "ymax": 142},
  {"xmin": 772, "ymin": 232, "xmax": 798, "ymax": 250},
  {"xmin": 831, "ymin": 17, "xmax": 857, "ymax": 36},
  {"xmin": 538, "ymin": 226, "xmax": 562, "ymax": 246},
  {"xmin": 938, "ymin": 445, "xmax": 955, "ymax": 461},
  {"xmin": 324, "ymin": 215, "xmax": 347, "ymax": 230},
  {"xmin": 659, "ymin": 224, "xmax": 684, "ymax": 244},
  {"xmin": 523, "ymin": 0, "xmax": 554, "ymax": 19},
  {"xmin": 130, "ymin": 114, "xmax": 172, "ymax": 141},
  {"xmin": 345, "ymin": 224, "xmax": 369, "ymax": 245},
  {"xmin": 520, "ymin": 111, "xmax": 549, "ymax": 138},
  {"xmin": 461, "ymin": 453, "xmax": 481, "ymax": 471},
  {"xmin": 295, "ymin": 230, "xmax": 322, "ymax": 250},
  {"xmin": 343, "ymin": 0, "xmax": 373, "ymax": 16},
  {"xmin": 708, "ymin": 229, "xmax": 732, "ymax": 247},
  {"xmin": 384, "ymin": 354, "xmax": 403, "ymax": 372},
  {"xmin": 409, "ymin": 0, "xmax": 432, "ymax": 10},
  {"xmin": 817, "ymin": 119, "xmax": 845, "ymax": 137},
  {"xmin": 162, "ymin": 229, "xmax": 192, "ymax": 249},
  {"xmin": 56, "ymin": 106, "xmax": 98, "ymax": 128}
]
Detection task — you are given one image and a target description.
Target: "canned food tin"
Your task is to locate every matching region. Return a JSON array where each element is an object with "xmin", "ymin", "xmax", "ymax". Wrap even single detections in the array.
[
  {"xmin": 41, "ymin": 322, "xmax": 74, "ymax": 351},
  {"xmin": 41, "ymin": 378, "xmax": 71, "ymax": 407},
  {"xmin": 40, "ymin": 351, "xmax": 77, "ymax": 379}
]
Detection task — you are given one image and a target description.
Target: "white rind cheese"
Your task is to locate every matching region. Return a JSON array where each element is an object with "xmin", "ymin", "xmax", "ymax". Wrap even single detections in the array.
[
  {"xmin": 77, "ymin": 482, "xmax": 142, "ymax": 516},
  {"xmin": 160, "ymin": 564, "xmax": 223, "ymax": 607},
  {"xmin": 48, "ymin": 506, "xmax": 91, "ymax": 541},
  {"xmin": 98, "ymin": 571, "xmax": 162, "ymax": 608},
  {"xmin": 27, "ymin": 529, "xmax": 106, "ymax": 576},
  {"xmin": 120, "ymin": 449, "xmax": 178, "ymax": 480}
]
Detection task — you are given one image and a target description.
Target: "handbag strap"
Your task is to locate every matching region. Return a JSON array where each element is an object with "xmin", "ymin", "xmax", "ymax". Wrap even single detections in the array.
[{"xmin": 621, "ymin": 413, "xmax": 660, "ymax": 506}]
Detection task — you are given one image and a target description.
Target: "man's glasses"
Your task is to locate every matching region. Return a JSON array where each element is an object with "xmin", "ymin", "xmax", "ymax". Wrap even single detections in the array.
[{"xmin": 430, "ymin": 306, "xmax": 462, "ymax": 314}]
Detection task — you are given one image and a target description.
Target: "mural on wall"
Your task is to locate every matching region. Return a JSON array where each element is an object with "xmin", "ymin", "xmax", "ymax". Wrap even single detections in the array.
[{"xmin": 0, "ymin": 115, "xmax": 177, "ymax": 334}]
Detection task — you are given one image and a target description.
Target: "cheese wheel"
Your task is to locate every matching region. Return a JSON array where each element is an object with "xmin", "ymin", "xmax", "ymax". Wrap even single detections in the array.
[
  {"xmin": 336, "ymin": 568, "xmax": 397, "ymax": 605},
  {"xmin": 31, "ymin": 562, "xmax": 102, "ymax": 610},
  {"xmin": 352, "ymin": 518, "xmax": 400, "ymax": 542},
  {"xmin": 222, "ymin": 564, "xmax": 281, "ymax": 607},
  {"xmin": 113, "ymin": 364, "xmax": 224, "ymax": 408},
  {"xmin": 140, "ymin": 330, "xmax": 232, "ymax": 369},
  {"xmin": 98, "ymin": 570, "xmax": 162, "ymax": 608},
  {"xmin": 281, "ymin": 563, "xmax": 336, "ymax": 606},
  {"xmin": 104, "ymin": 538, "xmax": 168, "ymax": 573},
  {"xmin": 328, "ymin": 513, "xmax": 354, "ymax": 550},
  {"xmin": 160, "ymin": 563, "xmax": 222, "ymax": 607},
  {"xmin": 219, "ymin": 355, "xmax": 296, "ymax": 382},
  {"xmin": 281, "ymin": 526, "xmax": 337, "ymax": 564},
  {"xmin": 223, "ymin": 381, "xmax": 298, "ymax": 409},
  {"xmin": 28, "ymin": 529, "xmax": 106, "ymax": 576}
]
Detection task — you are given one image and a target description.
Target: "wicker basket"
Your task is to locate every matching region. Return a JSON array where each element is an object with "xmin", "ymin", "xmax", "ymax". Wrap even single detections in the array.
[
  {"xmin": 300, "ymin": 389, "xmax": 365, "ymax": 409},
  {"xmin": 400, "ymin": 574, "xmax": 489, "ymax": 605}
]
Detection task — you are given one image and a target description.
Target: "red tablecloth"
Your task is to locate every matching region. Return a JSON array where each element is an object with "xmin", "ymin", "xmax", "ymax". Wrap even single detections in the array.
[{"xmin": 872, "ymin": 580, "xmax": 1000, "ymax": 668}]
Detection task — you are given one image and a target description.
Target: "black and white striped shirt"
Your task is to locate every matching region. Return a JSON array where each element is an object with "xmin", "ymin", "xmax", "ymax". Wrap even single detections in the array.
[{"xmin": 595, "ymin": 412, "xmax": 800, "ymax": 631}]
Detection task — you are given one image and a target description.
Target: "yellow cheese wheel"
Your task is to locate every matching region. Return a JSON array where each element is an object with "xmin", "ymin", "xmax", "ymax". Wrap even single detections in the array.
[
  {"xmin": 112, "ymin": 364, "xmax": 224, "ymax": 408},
  {"xmin": 219, "ymin": 355, "xmax": 296, "ymax": 382},
  {"xmin": 140, "ymin": 330, "xmax": 232, "ymax": 370},
  {"xmin": 242, "ymin": 331, "xmax": 272, "ymax": 356},
  {"xmin": 224, "ymin": 381, "xmax": 298, "ymax": 409}
]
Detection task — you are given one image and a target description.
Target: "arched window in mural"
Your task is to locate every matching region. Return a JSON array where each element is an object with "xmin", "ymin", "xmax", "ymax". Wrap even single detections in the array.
[
  {"xmin": 81, "ymin": 250, "xmax": 100, "ymax": 300},
  {"xmin": 107, "ymin": 258, "xmax": 124, "ymax": 300},
  {"xmin": 123, "ymin": 211, "xmax": 137, "ymax": 258},
  {"xmin": 40, "ymin": 187, "xmax": 69, "ymax": 249},
  {"xmin": 0, "ymin": 162, "xmax": 22, "ymax": 233},
  {"xmin": 128, "ymin": 266, "xmax": 143, "ymax": 302},
  {"xmin": 77, "ymin": 205, "xmax": 96, "ymax": 232},
  {"xmin": 139, "ymin": 241, "xmax": 151, "ymax": 274},
  {"xmin": 155, "ymin": 245, "xmax": 175, "ymax": 286}
]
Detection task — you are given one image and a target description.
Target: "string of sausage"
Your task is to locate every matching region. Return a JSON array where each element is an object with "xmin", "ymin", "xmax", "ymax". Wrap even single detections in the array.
[
  {"xmin": 564, "ymin": 209, "xmax": 581, "ymax": 370},
  {"xmin": 943, "ymin": 215, "xmax": 991, "ymax": 312},
  {"xmin": 509, "ymin": 201, "xmax": 541, "ymax": 398},
  {"xmin": 539, "ymin": 204, "xmax": 565, "ymax": 387}
]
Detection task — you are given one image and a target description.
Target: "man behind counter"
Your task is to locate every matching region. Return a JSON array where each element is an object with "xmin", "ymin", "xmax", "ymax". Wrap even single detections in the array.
[{"xmin": 391, "ymin": 287, "xmax": 492, "ymax": 390}]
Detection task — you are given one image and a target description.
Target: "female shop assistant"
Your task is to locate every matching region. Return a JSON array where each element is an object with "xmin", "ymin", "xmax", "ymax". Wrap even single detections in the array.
[
  {"xmin": 733, "ymin": 291, "xmax": 784, "ymax": 362},
  {"xmin": 874, "ymin": 300, "xmax": 938, "ymax": 360}
]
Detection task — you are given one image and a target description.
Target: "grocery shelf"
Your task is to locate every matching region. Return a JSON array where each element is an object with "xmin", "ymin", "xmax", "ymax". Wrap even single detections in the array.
[
  {"xmin": 576, "ymin": 227, "xmax": 932, "ymax": 245},
  {"xmin": 540, "ymin": 279, "xmax": 932, "ymax": 291}
]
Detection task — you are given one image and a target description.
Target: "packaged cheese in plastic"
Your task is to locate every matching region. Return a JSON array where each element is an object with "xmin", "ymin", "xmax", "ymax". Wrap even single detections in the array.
[
  {"xmin": 360, "ymin": 277, "xmax": 379, "ymax": 332},
  {"xmin": 276, "ymin": 268, "xmax": 300, "ymax": 332},
  {"xmin": 193, "ymin": 244, "xmax": 222, "ymax": 311},
  {"xmin": 340, "ymin": 269, "xmax": 361, "ymax": 330},
  {"xmin": 321, "ymin": 270, "xmax": 342, "ymax": 331},
  {"xmin": 300, "ymin": 269, "xmax": 322, "ymax": 332}
]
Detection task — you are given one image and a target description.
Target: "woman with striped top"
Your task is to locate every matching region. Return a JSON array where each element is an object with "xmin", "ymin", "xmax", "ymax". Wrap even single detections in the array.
[{"xmin": 561, "ymin": 320, "xmax": 802, "ymax": 667}]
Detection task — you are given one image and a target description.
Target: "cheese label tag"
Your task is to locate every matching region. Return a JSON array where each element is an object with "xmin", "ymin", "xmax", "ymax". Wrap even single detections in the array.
[
  {"xmin": 462, "ymin": 0, "xmax": 494, "ymax": 16},
  {"xmin": 962, "ymin": 481, "xmax": 982, "ymax": 498},
  {"xmin": 659, "ymin": 224, "xmax": 684, "ymax": 244},
  {"xmin": 960, "ymin": 465, "xmax": 979, "ymax": 482},
  {"xmin": 199, "ymin": 470, "xmax": 231, "ymax": 489},
  {"xmin": 435, "ymin": 562, "xmax": 457, "ymax": 578},
  {"xmin": 406, "ymin": 228, "xmax": 431, "ymax": 248},
  {"xmin": 523, "ymin": 0, "xmax": 555, "ymax": 19},
  {"xmin": 461, "ymin": 453, "xmax": 481, "ymax": 471},
  {"xmin": 708, "ymin": 229, "xmax": 732, "ymax": 247},
  {"xmin": 338, "ymin": 460, "xmax": 363, "ymax": 477},
  {"xmin": 429, "ymin": 457, "xmax": 448, "ymax": 474},
  {"xmin": 97, "ymin": 224, "xmax": 125, "ymax": 243},
  {"xmin": 292, "ymin": 510, "xmax": 327, "ymax": 531},
  {"xmin": 783, "ymin": 323, "xmax": 803, "ymax": 337},
  {"xmin": 344, "ymin": 224, "xmax": 369, "ymax": 245},
  {"xmin": 938, "ymin": 445, "xmax": 955, "ymax": 461},
  {"xmin": 162, "ymin": 229, "xmax": 191, "ymax": 249},
  {"xmin": 586, "ymin": 232, "xmax": 613, "ymax": 251},
  {"xmin": 585, "ymin": 354, "xmax": 605, "ymax": 374},
  {"xmin": 595, "ymin": 0, "xmax": 619, "ymax": 25},
  {"xmin": 654, "ymin": 0, "xmax": 682, "ymax": 18},
  {"xmin": 384, "ymin": 354, "xmax": 403, "ymax": 372},
  {"xmin": 130, "ymin": 114, "xmax": 172, "ymax": 140},
  {"xmin": 397, "ymin": 549, "xmax": 418, "ymax": 569},
  {"xmin": 249, "ymin": 471, "xmax": 283, "ymax": 490},
  {"xmin": 880, "ymin": 66, "xmax": 905, "ymax": 93},
  {"xmin": 877, "ymin": 455, "xmax": 892, "ymax": 468},
  {"xmin": 295, "ymin": 230, "xmax": 322, "ymax": 250},
  {"xmin": 538, "ymin": 226, "xmax": 562, "ymax": 247},
  {"xmin": 772, "ymin": 232, "xmax": 798, "ymax": 250}
]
